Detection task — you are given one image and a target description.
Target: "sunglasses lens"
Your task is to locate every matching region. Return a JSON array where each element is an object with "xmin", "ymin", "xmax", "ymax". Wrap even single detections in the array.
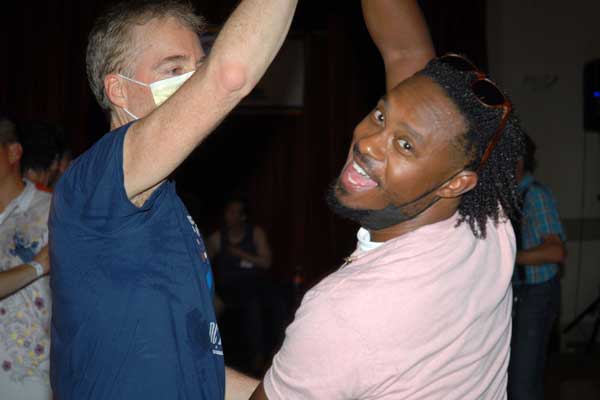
[
  {"xmin": 440, "ymin": 55, "xmax": 476, "ymax": 72},
  {"xmin": 472, "ymin": 80, "xmax": 505, "ymax": 106}
]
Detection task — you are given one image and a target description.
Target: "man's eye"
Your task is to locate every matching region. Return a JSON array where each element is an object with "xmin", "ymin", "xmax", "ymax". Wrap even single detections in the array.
[
  {"xmin": 373, "ymin": 109, "xmax": 385, "ymax": 125},
  {"xmin": 396, "ymin": 139, "xmax": 412, "ymax": 151},
  {"xmin": 168, "ymin": 67, "xmax": 184, "ymax": 76}
]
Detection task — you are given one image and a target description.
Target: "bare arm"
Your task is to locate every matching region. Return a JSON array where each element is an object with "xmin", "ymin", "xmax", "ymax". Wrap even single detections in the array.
[
  {"xmin": 516, "ymin": 234, "xmax": 566, "ymax": 266},
  {"xmin": 225, "ymin": 367, "xmax": 260, "ymax": 400},
  {"xmin": 0, "ymin": 245, "xmax": 49, "ymax": 300},
  {"xmin": 124, "ymin": 0, "xmax": 298, "ymax": 198},
  {"xmin": 361, "ymin": 0, "xmax": 435, "ymax": 91}
]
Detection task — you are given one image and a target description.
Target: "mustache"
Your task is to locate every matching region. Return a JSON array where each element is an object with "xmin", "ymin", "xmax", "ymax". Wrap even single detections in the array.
[{"xmin": 352, "ymin": 144, "xmax": 381, "ymax": 186}]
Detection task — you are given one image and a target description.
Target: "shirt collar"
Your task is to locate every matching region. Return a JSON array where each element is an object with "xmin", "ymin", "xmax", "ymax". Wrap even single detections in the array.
[{"xmin": 356, "ymin": 227, "xmax": 385, "ymax": 252}]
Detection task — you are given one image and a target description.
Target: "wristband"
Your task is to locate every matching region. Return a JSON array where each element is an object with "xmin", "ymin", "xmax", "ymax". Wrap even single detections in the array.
[{"xmin": 28, "ymin": 261, "xmax": 44, "ymax": 278}]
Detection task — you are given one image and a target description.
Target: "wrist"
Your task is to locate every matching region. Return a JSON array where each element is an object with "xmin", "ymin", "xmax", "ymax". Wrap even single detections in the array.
[{"xmin": 27, "ymin": 261, "xmax": 45, "ymax": 278}]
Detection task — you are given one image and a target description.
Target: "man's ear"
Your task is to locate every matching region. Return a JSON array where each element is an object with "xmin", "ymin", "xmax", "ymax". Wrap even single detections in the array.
[
  {"xmin": 7, "ymin": 142, "xmax": 23, "ymax": 165},
  {"xmin": 437, "ymin": 171, "xmax": 478, "ymax": 198},
  {"xmin": 105, "ymin": 74, "xmax": 128, "ymax": 109}
]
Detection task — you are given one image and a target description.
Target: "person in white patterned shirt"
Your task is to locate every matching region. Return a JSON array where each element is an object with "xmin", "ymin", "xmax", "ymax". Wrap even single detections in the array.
[{"xmin": 0, "ymin": 116, "xmax": 52, "ymax": 399}]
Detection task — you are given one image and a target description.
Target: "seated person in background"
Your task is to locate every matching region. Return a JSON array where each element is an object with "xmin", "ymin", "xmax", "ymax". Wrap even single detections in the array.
[
  {"xmin": 0, "ymin": 116, "xmax": 52, "ymax": 399},
  {"xmin": 251, "ymin": 0, "xmax": 524, "ymax": 399},
  {"xmin": 208, "ymin": 198, "xmax": 272, "ymax": 374},
  {"xmin": 18, "ymin": 121, "xmax": 62, "ymax": 191}
]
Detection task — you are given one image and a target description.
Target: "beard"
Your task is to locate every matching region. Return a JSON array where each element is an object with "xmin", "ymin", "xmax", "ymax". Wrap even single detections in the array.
[{"xmin": 325, "ymin": 180, "xmax": 427, "ymax": 230}]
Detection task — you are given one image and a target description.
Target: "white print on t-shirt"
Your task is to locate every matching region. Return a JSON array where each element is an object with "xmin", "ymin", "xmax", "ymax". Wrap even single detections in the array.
[
  {"xmin": 187, "ymin": 216, "xmax": 201, "ymax": 238},
  {"xmin": 209, "ymin": 322, "xmax": 223, "ymax": 356}
]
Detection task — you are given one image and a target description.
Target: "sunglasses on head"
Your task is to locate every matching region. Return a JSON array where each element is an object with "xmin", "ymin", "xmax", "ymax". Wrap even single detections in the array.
[{"xmin": 439, "ymin": 53, "xmax": 512, "ymax": 171}]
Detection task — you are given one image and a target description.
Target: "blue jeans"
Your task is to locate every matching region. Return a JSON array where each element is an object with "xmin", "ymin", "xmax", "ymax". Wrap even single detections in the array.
[{"xmin": 508, "ymin": 275, "xmax": 560, "ymax": 400}]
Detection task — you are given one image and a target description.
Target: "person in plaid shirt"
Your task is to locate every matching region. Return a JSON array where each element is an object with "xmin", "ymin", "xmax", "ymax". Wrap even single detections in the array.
[{"xmin": 508, "ymin": 135, "xmax": 567, "ymax": 400}]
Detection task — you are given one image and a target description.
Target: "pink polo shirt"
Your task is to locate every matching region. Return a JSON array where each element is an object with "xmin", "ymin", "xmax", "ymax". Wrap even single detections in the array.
[{"xmin": 264, "ymin": 212, "xmax": 515, "ymax": 399}]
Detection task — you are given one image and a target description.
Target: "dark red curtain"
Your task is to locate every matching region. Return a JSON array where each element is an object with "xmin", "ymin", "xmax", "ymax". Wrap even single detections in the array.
[{"xmin": 0, "ymin": 1, "xmax": 487, "ymax": 286}]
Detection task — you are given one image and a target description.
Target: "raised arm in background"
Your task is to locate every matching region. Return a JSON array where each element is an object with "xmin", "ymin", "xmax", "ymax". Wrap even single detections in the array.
[{"xmin": 361, "ymin": 0, "xmax": 435, "ymax": 91}]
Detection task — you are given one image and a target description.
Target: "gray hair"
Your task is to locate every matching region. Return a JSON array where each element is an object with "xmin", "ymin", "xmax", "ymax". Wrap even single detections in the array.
[
  {"xmin": 86, "ymin": 0, "xmax": 206, "ymax": 111},
  {"xmin": 0, "ymin": 117, "xmax": 18, "ymax": 145}
]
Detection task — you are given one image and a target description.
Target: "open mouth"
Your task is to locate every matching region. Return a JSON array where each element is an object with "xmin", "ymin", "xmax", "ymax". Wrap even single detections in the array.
[{"xmin": 340, "ymin": 160, "xmax": 379, "ymax": 192}]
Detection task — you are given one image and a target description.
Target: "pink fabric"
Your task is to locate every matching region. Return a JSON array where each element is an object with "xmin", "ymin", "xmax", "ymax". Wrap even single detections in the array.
[{"xmin": 264, "ymin": 213, "xmax": 515, "ymax": 399}]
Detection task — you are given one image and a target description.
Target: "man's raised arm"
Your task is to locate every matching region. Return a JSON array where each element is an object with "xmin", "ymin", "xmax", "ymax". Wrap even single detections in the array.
[
  {"xmin": 123, "ymin": 0, "xmax": 298, "ymax": 199},
  {"xmin": 361, "ymin": 0, "xmax": 435, "ymax": 91}
]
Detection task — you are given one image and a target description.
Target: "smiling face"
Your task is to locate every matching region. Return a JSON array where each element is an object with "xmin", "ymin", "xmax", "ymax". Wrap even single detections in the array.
[{"xmin": 330, "ymin": 75, "xmax": 473, "ymax": 233}]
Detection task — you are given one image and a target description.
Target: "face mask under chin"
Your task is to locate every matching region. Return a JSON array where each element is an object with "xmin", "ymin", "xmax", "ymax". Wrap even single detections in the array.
[{"xmin": 326, "ymin": 183, "xmax": 441, "ymax": 230}]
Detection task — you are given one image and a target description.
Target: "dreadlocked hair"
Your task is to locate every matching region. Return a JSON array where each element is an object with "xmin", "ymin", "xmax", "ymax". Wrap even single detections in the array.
[{"xmin": 419, "ymin": 58, "xmax": 525, "ymax": 238}]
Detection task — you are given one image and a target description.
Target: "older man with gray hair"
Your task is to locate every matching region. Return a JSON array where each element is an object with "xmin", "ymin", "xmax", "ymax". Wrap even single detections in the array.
[{"xmin": 48, "ymin": 0, "xmax": 297, "ymax": 399}]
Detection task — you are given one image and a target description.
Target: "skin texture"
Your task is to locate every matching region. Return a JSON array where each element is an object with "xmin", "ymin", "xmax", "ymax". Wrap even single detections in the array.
[
  {"xmin": 334, "ymin": 75, "xmax": 477, "ymax": 242},
  {"xmin": 102, "ymin": 0, "xmax": 297, "ymax": 206}
]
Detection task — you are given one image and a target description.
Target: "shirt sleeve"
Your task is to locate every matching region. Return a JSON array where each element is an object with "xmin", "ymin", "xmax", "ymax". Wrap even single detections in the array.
[
  {"xmin": 263, "ymin": 291, "xmax": 374, "ymax": 400},
  {"xmin": 524, "ymin": 185, "xmax": 566, "ymax": 242},
  {"xmin": 53, "ymin": 122, "xmax": 165, "ymax": 234}
]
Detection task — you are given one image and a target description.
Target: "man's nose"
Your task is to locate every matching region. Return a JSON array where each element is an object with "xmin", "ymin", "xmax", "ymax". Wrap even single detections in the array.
[{"xmin": 355, "ymin": 129, "xmax": 386, "ymax": 162}]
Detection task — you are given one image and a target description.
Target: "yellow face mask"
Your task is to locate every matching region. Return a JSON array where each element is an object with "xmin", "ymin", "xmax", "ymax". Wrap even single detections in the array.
[{"xmin": 118, "ymin": 70, "xmax": 195, "ymax": 106}]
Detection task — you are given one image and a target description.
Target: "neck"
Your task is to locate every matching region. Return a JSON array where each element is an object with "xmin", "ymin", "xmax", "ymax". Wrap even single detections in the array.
[
  {"xmin": 369, "ymin": 197, "xmax": 460, "ymax": 242},
  {"xmin": 110, "ymin": 110, "xmax": 131, "ymax": 131},
  {"xmin": 0, "ymin": 175, "xmax": 25, "ymax": 214}
]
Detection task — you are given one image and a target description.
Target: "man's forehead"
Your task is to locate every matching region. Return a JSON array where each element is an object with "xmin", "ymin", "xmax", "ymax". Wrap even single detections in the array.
[{"xmin": 386, "ymin": 75, "xmax": 468, "ymax": 138}]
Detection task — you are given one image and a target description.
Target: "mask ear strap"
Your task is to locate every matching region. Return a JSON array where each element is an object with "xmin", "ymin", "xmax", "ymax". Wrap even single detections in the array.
[
  {"xmin": 118, "ymin": 74, "xmax": 149, "ymax": 87},
  {"xmin": 122, "ymin": 108, "xmax": 139, "ymax": 121}
]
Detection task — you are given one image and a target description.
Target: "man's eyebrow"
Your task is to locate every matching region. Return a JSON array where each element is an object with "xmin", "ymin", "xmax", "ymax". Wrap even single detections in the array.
[
  {"xmin": 151, "ymin": 55, "xmax": 189, "ymax": 70},
  {"xmin": 379, "ymin": 95, "xmax": 424, "ymax": 145},
  {"xmin": 397, "ymin": 121, "xmax": 424, "ymax": 145}
]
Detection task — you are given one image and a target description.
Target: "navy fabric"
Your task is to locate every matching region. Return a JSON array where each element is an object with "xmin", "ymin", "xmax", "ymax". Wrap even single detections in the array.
[{"xmin": 49, "ymin": 123, "xmax": 224, "ymax": 400}]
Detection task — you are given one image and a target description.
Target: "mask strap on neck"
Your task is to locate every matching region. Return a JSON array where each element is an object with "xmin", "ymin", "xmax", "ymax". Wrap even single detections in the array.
[{"xmin": 122, "ymin": 108, "xmax": 139, "ymax": 121}]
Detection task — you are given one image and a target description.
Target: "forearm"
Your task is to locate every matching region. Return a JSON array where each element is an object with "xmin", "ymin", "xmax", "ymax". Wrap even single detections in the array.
[
  {"xmin": 0, "ymin": 264, "xmax": 42, "ymax": 300},
  {"xmin": 361, "ymin": 0, "xmax": 434, "ymax": 89},
  {"xmin": 225, "ymin": 367, "xmax": 260, "ymax": 400},
  {"xmin": 516, "ymin": 242, "xmax": 566, "ymax": 266}
]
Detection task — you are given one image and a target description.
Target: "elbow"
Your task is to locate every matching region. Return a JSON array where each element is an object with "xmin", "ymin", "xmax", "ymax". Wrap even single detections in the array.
[{"xmin": 217, "ymin": 61, "xmax": 251, "ymax": 97}]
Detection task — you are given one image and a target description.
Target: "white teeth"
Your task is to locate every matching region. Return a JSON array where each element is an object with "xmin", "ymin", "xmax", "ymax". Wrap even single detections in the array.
[{"xmin": 352, "ymin": 161, "xmax": 369, "ymax": 177}]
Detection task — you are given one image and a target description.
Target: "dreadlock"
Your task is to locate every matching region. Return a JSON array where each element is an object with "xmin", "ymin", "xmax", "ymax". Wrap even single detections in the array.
[{"xmin": 419, "ymin": 58, "xmax": 525, "ymax": 238}]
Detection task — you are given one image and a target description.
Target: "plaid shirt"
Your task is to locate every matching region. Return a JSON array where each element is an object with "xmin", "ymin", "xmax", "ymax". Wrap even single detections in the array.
[{"xmin": 514, "ymin": 174, "xmax": 566, "ymax": 285}]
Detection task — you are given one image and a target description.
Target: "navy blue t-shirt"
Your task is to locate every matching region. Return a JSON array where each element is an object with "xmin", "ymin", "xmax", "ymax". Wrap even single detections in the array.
[{"xmin": 49, "ymin": 123, "xmax": 224, "ymax": 399}]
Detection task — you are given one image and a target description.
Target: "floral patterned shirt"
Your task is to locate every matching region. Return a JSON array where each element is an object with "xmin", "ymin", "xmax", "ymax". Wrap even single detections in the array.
[{"xmin": 0, "ymin": 180, "xmax": 52, "ymax": 395}]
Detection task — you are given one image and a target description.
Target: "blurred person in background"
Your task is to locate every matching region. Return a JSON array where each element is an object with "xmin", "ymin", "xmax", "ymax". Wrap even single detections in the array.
[
  {"xmin": 0, "ymin": 116, "xmax": 52, "ymax": 399},
  {"xmin": 18, "ymin": 121, "xmax": 62, "ymax": 191},
  {"xmin": 208, "ymin": 198, "xmax": 272, "ymax": 375},
  {"xmin": 508, "ymin": 134, "xmax": 566, "ymax": 400}
]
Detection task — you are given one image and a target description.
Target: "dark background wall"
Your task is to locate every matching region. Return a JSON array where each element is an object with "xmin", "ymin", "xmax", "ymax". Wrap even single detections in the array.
[{"xmin": 0, "ymin": 1, "xmax": 486, "ymax": 287}]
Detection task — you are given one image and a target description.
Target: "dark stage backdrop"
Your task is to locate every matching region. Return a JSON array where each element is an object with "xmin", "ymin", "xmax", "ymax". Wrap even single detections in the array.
[{"xmin": 0, "ymin": 1, "xmax": 487, "ymax": 287}]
